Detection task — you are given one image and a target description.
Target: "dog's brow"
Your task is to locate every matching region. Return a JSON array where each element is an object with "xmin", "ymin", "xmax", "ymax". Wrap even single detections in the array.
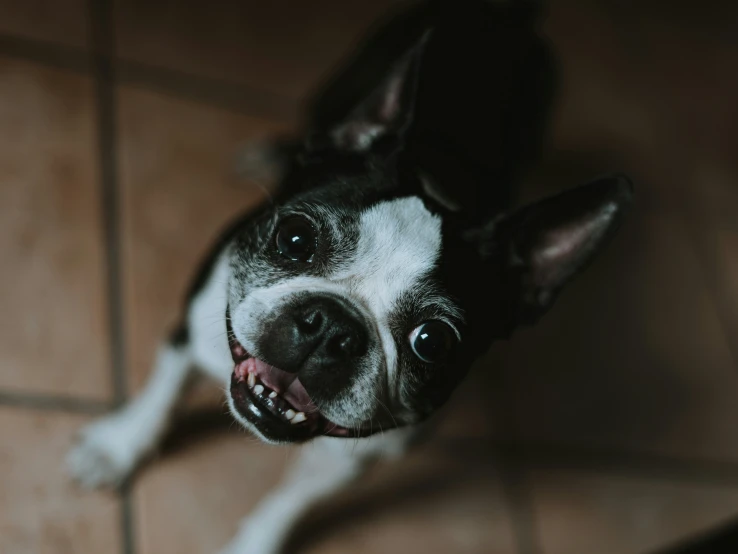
[{"xmin": 331, "ymin": 196, "xmax": 442, "ymax": 313}]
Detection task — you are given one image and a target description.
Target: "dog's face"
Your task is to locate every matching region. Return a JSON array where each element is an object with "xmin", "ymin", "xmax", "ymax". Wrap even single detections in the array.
[
  {"xmin": 227, "ymin": 184, "xmax": 461, "ymax": 442},
  {"xmin": 225, "ymin": 33, "xmax": 633, "ymax": 444}
]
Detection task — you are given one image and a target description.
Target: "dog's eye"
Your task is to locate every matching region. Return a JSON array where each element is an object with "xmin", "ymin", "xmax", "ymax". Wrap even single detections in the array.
[
  {"xmin": 275, "ymin": 216, "xmax": 317, "ymax": 262},
  {"xmin": 409, "ymin": 321, "xmax": 456, "ymax": 363}
]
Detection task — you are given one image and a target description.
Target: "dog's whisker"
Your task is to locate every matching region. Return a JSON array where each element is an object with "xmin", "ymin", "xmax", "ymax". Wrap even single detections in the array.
[
  {"xmin": 249, "ymin": 179, "xmax": 276, "ymax": 206},
  {"xmin": 366, "ymin": 390, "xmax": 398, "ymax": 430}
]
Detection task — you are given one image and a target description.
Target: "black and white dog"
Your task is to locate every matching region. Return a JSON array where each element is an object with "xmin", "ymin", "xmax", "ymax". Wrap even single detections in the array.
[{"xmin": 68, "ymin": 1, "xmax": 633, "ymax": 552}]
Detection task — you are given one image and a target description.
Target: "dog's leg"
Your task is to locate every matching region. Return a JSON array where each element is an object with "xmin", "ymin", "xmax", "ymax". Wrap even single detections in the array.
[
  {"xmin": 68, "ymin": 244, "xmax": 234, "ymax": 488},
  {"xmin": 219, "ymin": 430, "xmax": 415, "ymax": 554},
  {"xmin": 219, "ymin": 444, "xmax": 367, "ymax": 554},
  {"xmin": 66, "ymin": 333, "xmax": 193, "ymax": 488}
]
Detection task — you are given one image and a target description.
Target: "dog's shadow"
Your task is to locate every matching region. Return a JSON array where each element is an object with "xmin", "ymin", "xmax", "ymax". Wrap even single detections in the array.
[
  {"xmin": 147, "ymin": 400, "xmax": 502, "ymax": 552},
  {"xmin": 158, "ymin": 405, "xmax": 238, "ymax": 456},
  {"xmin": 142, "ymin": 146, "xmax": 701, "ymax": 550}
]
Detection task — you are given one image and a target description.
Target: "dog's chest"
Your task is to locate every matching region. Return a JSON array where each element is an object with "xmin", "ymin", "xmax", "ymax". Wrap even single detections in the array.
[{"xmin": 187, "ymin": 251, "xmax": 234, "ymax": 383}]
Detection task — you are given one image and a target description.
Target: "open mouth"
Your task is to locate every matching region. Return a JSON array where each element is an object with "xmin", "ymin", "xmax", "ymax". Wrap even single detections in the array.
[{"xmin": 227, "ymin": 319, "xmax": 373, "ymax": 442}]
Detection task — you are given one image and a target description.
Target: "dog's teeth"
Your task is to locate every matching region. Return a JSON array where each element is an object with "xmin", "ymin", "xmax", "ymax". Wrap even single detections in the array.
[
  {"xmin": 247, "ymin": 373, "xmax": 256, "ymax": 388},
  {"xmin": 284, "ymin": 409, "xmax": 296, "ymax": 420},
  {"xmin": 253, "ymin": 384, "xmax": 264, "ymax": 395},
  {"xmin": 269, "ymin": 391, "xmax": 277, "ymax": 399},
  {"xmin": 291, "ymin": 412, "xmax": 307, "ymax": 424}
]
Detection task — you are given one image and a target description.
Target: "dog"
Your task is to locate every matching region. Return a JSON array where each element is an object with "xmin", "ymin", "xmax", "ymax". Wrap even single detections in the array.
[{"xmin": 67, "ymin": 1, "xmax": 633, "ymax": 552}]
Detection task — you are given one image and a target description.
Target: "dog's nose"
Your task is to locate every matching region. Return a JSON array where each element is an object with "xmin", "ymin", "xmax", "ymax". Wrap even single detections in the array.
[
  {"xmin": 260, "ymin": 295, "xmax": 369, "ymax": 374},
  {"xmin": 295, "ymin": 300, "xmax": 366, "ymax": 360}
]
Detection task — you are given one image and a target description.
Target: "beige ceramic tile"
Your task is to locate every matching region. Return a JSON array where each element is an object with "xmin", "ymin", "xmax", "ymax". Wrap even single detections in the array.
[
  {"xmin": 114, "ymin": 0, "xmax": 406, "ymax": 102},
  {"xmin": 133, "ymin": 417, "xmax": 515, "ymax": 554},
  {"xmin": 118, "ymin": 86, "xmax": 287, "ymax": 390},
  {"xmin": 0, "ymin": 406, "xmax": 121, "ymax": 554},
  {"xmin": 0, "ymin": 0, "xmax": 89, "ymax": 48},
  {"xmin": 688, "ymin": 164, "xmax": 738, "ymax": 230},
  {"xmin": 485, "ymin": 209, "xmax": 738, "ymax": 461},
  {"xmin": 543, "ymin": 1, "xmax": 738, "ymax": 218},
  {"xmin": 530, "ymin": 468, "xmax": 738, "ymax": 554},
  {"xmin": 713, "ymin": 230, "xmax": 738, "ymax": 352},
  {"xmin": 134, "ymin": 428, "xmax": 293, "ymax": 554},
  {"xmin": 430, "ymin": 358, "xmax": 508, "ymax": 443},
  {"xmin": 0, "ymin": 56, "xmax": 110, "ymax": 399},
  {"xmin": 303, "ymin": 448, "xmax": 516, "ymax": 554}
]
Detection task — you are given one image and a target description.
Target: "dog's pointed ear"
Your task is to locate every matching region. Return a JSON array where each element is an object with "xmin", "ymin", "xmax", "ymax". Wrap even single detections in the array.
[
  {"xmin": 326, "ymin": 32, "xmax": 430, "ymax": 153},
  {"xmin": 473, "ymin": 174, "xmax": 634, "ymax": 327}
]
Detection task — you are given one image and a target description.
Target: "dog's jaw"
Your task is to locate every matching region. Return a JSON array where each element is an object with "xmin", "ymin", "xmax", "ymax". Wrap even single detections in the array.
[{"xmin": 226, "ymin": 318, "xmax": 384, "ymax": 443}]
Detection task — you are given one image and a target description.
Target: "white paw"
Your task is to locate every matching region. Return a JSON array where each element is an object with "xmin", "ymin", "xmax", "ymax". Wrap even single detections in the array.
[
  {"xmin": 218, "ymin": 522, "xmax": 283, "ymax": 554},
  {"xmin": 217, "ymin": 541, "xmax": 272, "ymax": 554},
  {"xmin": 66, "ymin": 415, "xmax": 140, "ymax": 489}
]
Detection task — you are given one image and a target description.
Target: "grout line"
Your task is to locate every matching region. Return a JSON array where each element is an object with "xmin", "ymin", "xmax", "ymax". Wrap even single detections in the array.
[
  {"xmin": 0, "ymin": 31, "xmax": 298, "ymax": 123},
  {"xmin": 0, "ymin": 33, "xmax": 90, "ymax": 73},
  {"xmin": 680, "ymin": 216, "xmax": 738, "ymax": 377},
  {"xmin": 666, "ymin": 162, "xmax": 738, "ymax": 375},
  {"xmin": 1, "ymin": 380, "xmax": 734, "ymax": 491},
  {"xmin": 520, "ymin": 443, "xmax": 738, "ymax": 487},
  {"xmin": 120, "ymin": 483, "xmax": 135, "ymax": 554},
  {"xmin": 647, "ymin": 515, "xmax": 738, "ymax": 554},
  {"xmin": 441, "ymin": 438, "xmax": 738, "ymax": 487},
  {"xmin": 87, "ymin": 1, "xmax": 135, "ymax": 554},
  {"xmin": 492, "ymin": 366, "xmax": 544, "ymax": 554},
  {"xmin": 499, "ymin": 173, "xmax": 738, "ymax": 551},
  {"xmin": 116, "ymin": 59, "xmax": 298, "ymax": 123},
  {"xmin": 0, "ymin": 390, "xmax": 112, "ymax": 414},
  {"xmin": 499, "ymin": 460, "xmax": 543, "ymax": 554},
  {"xmin": 89, "ymin": 0, "xmax": 127, "ymax": 411}
]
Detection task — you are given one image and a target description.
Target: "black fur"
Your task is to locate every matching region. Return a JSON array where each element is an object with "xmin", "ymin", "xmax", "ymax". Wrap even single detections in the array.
[
  {"xmin": 180, "ymin": 0, "xmax": 633, "ymax": 440},
  {"xmin": 654, "ymin": 518, "xmax": 738, "ymax": 554}
]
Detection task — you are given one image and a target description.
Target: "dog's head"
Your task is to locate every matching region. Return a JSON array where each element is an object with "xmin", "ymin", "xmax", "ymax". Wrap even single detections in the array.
[{"xmin": 226, "ymin": 28, "xmax": 633, "ymax": 444}]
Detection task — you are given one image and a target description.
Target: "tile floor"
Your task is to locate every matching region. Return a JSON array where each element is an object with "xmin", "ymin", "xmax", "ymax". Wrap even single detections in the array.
[{"xmin": 1, "ymin": 1, "xmax": 737, "ymax": 553}]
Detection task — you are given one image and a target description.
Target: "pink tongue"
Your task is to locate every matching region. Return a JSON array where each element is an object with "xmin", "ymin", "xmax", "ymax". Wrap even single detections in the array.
[
  {"xmin": 285, "ymin": 379, "xmax": 318, "ymax": 413},
  {"xmin": 235, "ymin": 357, "xmax": 317, "ymax": 413}
]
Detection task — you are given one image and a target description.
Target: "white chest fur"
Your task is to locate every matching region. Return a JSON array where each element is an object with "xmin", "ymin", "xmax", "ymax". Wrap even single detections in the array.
[{"xmin": 187, "ymin": 250, "xmax": 234, "ymax": 384}]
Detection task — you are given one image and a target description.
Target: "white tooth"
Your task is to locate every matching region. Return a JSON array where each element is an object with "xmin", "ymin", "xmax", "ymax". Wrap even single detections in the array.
[
  {"xmin": 291, "ymin": 412, "xmax": 307, "ymax": 424},
  {"xmin": 253, "ymin": 384, "xmax": 264, "ymax": 395},
  {"xmin": 269, "ymin": 391, "xmax": 277, "ymax": 399},
  {"xmin": 284, "ymin": 409, "xmax": 296, "ymax": 420},
  {"xmin": 247, "ymin": 373, "xmax": 256, "ymax": 388}
]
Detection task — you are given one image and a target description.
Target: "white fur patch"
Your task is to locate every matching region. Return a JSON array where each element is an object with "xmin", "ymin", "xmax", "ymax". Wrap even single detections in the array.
[
  {"xmin": 232, "ymin": 197, "xmax": 443, "ymax": 414},
  {"xmin": 188, "ymin": 250, "xmax": 235, "ymax": 384},
  {"xmin": 332, "ymin": 196, "xmax": 442, "ymax": 380},
  {"xmin": 334, "ymin": 196, "xmax": 442, "ymax": 310}
]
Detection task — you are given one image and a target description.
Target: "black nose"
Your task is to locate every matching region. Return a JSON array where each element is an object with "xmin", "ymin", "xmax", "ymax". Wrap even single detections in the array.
[{"xmin": 259, "ymin": 295, "xmax": 369, "ymax": 374}]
